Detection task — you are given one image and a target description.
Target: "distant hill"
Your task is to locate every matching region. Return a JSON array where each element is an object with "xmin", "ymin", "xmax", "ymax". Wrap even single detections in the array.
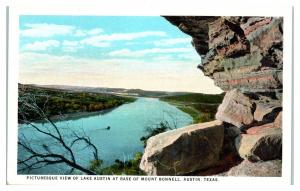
[
  {"xmin": 161, "ymin": 92, "xmax": 225, "ymax": 104},
  {"xmin": 19, "ymin": 83, "xmax": 225, "ymax": 123},
  {"xmin": 28, "ymin": 84, "xmax": 191, "ymax": 98},
  {"xmin": 18, "ymin": 84, "xmax": 135, "ymax": 122}
]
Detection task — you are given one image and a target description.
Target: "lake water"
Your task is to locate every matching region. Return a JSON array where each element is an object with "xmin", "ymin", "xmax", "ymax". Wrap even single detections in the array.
[{"xmin": 18, "ymin": 97, "xmax": 193, "ymax": 175}]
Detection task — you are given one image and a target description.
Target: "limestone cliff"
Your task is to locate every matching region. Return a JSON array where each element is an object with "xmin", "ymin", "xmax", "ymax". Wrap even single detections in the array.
[
  {"xmin": 164, "ymin": 16, "xmax": 282, "ymax": 97},
  {"xmin": 163, "ymin": 16, "xmax": 283, "ymax": 133},
  {"xmin": 140, "ymin": 16, "xmax": 283, "ymax": 176}
]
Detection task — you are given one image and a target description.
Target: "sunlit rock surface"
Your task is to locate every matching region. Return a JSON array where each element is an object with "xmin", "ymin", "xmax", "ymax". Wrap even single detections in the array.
[
  {"xmin": 227, "ymin": 159, "xmax": 281, "ymax": 177},
  {"xmin": 216, "ymin": 89, "xmax": 255, "ymax": 128},
  {"xmin": 140, "ymin": 120, "xmax": 224, "ymax": 175}
]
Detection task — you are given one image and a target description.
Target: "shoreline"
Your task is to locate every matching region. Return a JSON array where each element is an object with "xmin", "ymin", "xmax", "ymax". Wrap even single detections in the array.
[
  {"xmin": 19, "ymin": 101, "xmax": 135, "ymax": 125},
  {"xmin": 161, "ymin": 100, "xmax": 200, "ymax": 124},
  {"xmin": 47, "ymin": 108, "xmax": 116, "ymax": 122},
  {"xmin": 160, "ymin": 99, "xmax": 220, "ymax": 124}
]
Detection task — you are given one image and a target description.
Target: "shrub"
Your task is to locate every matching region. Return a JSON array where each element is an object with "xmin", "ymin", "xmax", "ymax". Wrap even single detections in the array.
[{"xmin": 140, "ymin": 121, "xmax": 173, "ymax": 147}]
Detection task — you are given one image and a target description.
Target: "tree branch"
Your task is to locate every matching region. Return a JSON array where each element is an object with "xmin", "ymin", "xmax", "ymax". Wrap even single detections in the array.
[{"xmin": 18, "ymin": 93, "xmax": 99, "ymax": 175}]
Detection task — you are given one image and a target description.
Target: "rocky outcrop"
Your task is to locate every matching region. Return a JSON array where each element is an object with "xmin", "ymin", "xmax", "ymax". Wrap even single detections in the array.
[
  {"xmin": 163, "ymin": 16, "xmax": 218, "ymax": 57},
  {"xmin": 215, "ymin": 89, "xmax": 282, "ymax": 128},
  {"xmin": 139, "ymin": 120, "xmax": 224, "ymax": 175},
  {"xmin": 227, "ymin": 159, "xmax": 282, "ymax": 177},
  {"xmin": 164, "ymin": 15, "xmax": 283, "ymax": 124},
  {"xmin": 235, "ymin": 123, "xmax": 282, "ymax": 161},
  {"xmin": 164, "ymin": 16, "xmax": 283, "ymax": 96},
  {"xmin": 139, "ymin": 16, "xmax": 283, "ymax": 176}
]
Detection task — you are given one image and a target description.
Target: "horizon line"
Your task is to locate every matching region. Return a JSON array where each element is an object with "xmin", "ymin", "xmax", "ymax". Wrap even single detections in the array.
[{"xmin": 18, "ymin": 82, "xmax": 224, "ymax": 95}]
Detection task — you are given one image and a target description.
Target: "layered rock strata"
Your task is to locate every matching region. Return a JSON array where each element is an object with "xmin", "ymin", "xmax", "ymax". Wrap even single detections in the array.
[
  {"xmin": 164, "ymin": 16, "xmax": 283, "ymax": 96},
  {"xmin": 140, "ymin": 16, "xmax": 283, "ymax": 176}
]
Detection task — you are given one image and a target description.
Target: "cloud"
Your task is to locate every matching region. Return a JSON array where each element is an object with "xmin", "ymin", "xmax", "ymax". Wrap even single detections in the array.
[
  {"xmin": 22, "ymin": 40, "xmax": 60, "ymax": 51},
  {"xmin": 21, "ymin": 23, "xmax": 75, "ymax": 38},
  {"xmin": 62, "ymin": 40, "xmax": 79, "ymax": 46},
  {"xmin": 80, "ymin": 41, "xmax": 111, "ymax": 48},
  {"xmin": 81, "ymin": 31, "xmax": 166, "ymax": 47},
  {"xmin": 20, "ymin": 52, "xmax": 73, "ymax": 65},
  {"xmin": 73, "ymin": 28, "xmax": 104, "ymax": 37},
  {"xmin": 108, "ymin": 47, "xmax": 191, "ymax": 57},
  {"xmin": 73, "ymin": 30, "xmax": 86, "ymax": 37},
  {"xmin": 62, "ymin": 46, "xmax": 78, "ymax": 53},
  {"xmin": 87, "ymin": 28, "xmax": 104, "ymax": 35},
  {"xmin": 21, "ymin": 23, "xmax": 104, "ymax": 38},
  {"xmin": 61, "ymin": 40, "xmax": 81, "ymax": 52},
  {"xmin": 19, "ymin": 52, "xmax": 222, "ymax": 94},
  {"xmin": 153, "ymin": 38, "xmax": 191, "ymax": 46}
]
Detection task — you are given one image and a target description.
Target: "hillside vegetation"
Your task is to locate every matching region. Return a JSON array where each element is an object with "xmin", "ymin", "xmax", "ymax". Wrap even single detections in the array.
[
  {"xmin": 18, "ymin": 84, "xmax": 136, "ymax": 122},
  {"xmin": 160, "ymin": 93, "xmax": 225, "ymax": 123}
]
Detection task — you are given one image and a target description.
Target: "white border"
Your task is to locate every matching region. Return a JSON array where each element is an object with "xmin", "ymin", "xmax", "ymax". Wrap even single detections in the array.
[
  {"xmin": 4, "ymin": 0, "xmax": 295, "ymax": 189},
  {"xmin": 0, "ymin": 0, "xmax": 9, "ymax": 187}
]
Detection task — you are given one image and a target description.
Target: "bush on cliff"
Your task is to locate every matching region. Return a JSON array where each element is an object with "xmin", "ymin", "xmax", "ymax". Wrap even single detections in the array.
[
  {"xmin": 91, "ymin": 152, "xmax": 145, "ymax": 175},
  {"xmin": 140, "ymin": 121, "xmax": 173, "ymax": 147}
]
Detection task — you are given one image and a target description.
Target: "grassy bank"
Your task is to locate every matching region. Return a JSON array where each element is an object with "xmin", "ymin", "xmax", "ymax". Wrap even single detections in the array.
[
  {"xmin": 160, "ymin": 93, "xmax": 224, "ymax": 123},
  {"xmin": 18, "ymin": 84, "xmax": 136, "ymax": 122}
]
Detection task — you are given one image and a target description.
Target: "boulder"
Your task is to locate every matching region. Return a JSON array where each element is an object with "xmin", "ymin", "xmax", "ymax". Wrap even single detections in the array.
[
  {"xmin": 235, "ymin": 123, "xmax": 282, "ymax": 161},
  {"xmin": 139, "ymin": 120, "xmax": 224, "ymax": 175},
  {"xmin": 227, "ymin": 159, "xmax": 282, "ymax": 177},
  {"xmin": 187, "ymin": 124, "xmax": 243, "ymax": 176},
  {"xmin": 216, "ymin": 89, "xmax": 255, "ymax": 128}
]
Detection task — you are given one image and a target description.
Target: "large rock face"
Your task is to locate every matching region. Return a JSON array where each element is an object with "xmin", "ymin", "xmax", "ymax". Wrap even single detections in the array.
[
  {"xmin": 139, "ymin": 120, "xmax": 224, "ymax": 175},
  {"xmin": 139, "ymin": 16, "xmax": 283, "ymax": 176},
  {"xmin": 164, "ymin": 15, "xmax": 283, "ymax": 127},
  {"xmin": 164, "ymin": 16, "xmax": 283, "ymax": 96}
]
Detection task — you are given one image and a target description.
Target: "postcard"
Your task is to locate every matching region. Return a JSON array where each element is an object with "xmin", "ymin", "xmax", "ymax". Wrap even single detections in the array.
[{"xmin": 3, "ymin": 0, "xmax": 295, "ymax": 188}]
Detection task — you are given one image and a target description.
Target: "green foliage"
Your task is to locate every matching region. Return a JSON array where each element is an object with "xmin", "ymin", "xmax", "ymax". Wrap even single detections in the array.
[
  {"xmin": 18, "ymin": 84, "xmax": 136, "ymax": 122},
  {"xmin": 177, "ymin": 106, "xmax": 200, "ymax": 122},
  {"xmin": 89, "ymin": 159, "xmax": 103, "ymax": 172},
  {"xmin": 140, "ymin": 121, "xmax": 173, "ymax": 147},
  {"xmin": 93, "ymin": 152, "xmax": 145, "ymax": 175},
  {"xmin": 161, "ymin": 92, "xmax": 224, "ymax": 104},
  {"xmin": 160, "ymin": 93, "xmax": 224, "ymax": 124}
]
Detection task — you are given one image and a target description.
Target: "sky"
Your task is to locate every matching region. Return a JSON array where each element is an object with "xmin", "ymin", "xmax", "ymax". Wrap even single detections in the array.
[{"xmin": 19, "ymin": 16, "xmax": 222, "ymax": 94}]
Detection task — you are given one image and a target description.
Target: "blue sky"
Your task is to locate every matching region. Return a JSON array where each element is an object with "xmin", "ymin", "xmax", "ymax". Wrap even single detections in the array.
[{"xmin": 19, "ymin": 16, "xmax": 221, "ymax": 93}]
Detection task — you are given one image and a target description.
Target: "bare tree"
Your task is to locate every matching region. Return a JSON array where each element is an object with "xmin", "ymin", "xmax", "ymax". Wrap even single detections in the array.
[{"xmin": 18, "ymin": 93, "xmax": 100, "ymax": 175}]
